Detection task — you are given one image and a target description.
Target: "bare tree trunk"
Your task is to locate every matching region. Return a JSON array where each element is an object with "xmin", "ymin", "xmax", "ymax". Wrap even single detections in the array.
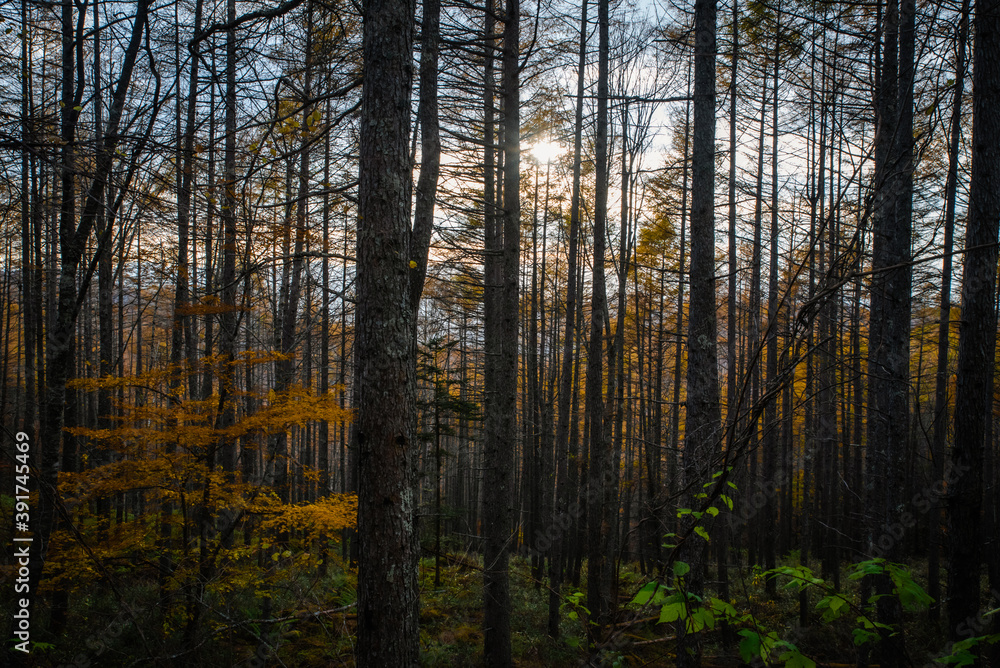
[
  {"xmin": 18, "ymin": 0, "xmax": 36, "ymax": 437},
  {"xmin": 318, "ymin": 99, "xmax": 332, "ymax": 577},
  {"xmin": 865, "ymin": 0, "xmax": 912, "ymax": 662},
  {"xmin": 355, "ymin": 0, "xmax": 419, "ymax": 661},
  {"xmin": 948, "ymin": 0, "xmax": 1000, "ymax": 648},
  {"xmin": 409, "ymin": 0, "xmax": 440, "ymax": 311},
  {"xmin": 678, "ymin": 0, "xmax": 721, "ymax": 664},
  {"xmin": 549, "ymin": 0, "xmax": 588, "ymax": 636},
  {"xmin": 929, "ymin": 0, "xmax": 968, "ymax": 623},
  {"xmin": 586, "ymin": 0, "xmax": 612, "ymax": 641},
  {"xmin": 748, "ymin": 50, "xmax": 767, "ymax": 575},
  {"xmin": 482, "ymin": 0, "xmax": 518, "ymax": 663},
  {"xmin": 29, "ymin": 0, "xmax": 151, "ymax": 641},
  {"xmin": 764, "ymin": 13, "xmax": 781, "ymax": 596},
  {"xmin": 215, "ymin": 0, "xmax": 241, "ymax": 481},
  {"xmin": 724, "ymin": 0, "xmax": 740, "ymax": 589},
  {"xmin": 669, "ymin": 70, "xmax": 691, "ymax": 571}
]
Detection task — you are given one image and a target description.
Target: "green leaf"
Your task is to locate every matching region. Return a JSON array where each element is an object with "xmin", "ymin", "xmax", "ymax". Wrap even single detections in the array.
[
  {"xmin": 851, "ymin": 558, "xmax": 886, "ymax": 579},
  {"xmin": 887, "ymin": 563, "xmax": 933, "ymax": 611},
  {"xmin": 719, "ymin": 494, "xmax": 734, "ymax": 510},
  {"xmin": 779, "ymin": 649, "xmax": 816, "ymax": 668},
  {"xmin": 658, "ymin": 600, "xmax": 685, "ymax": 624},
  {"xmin": 673, "ymin": 561, "xmax": 690, "ymax": 577},
  {"xmin": 853, "ymin": 628, "xmax": 878, "ymax": 646},
  {"xmin": 738, "ymin": 630, "xmax": 762, "ymax": 662},
  {"xmin": 708, "ymin": 597, "xmax": 738, "ymax": 621},
  {"xmin": 816, "ymin": 593, "xmax": 849, "ymax": 622},
  {"xmin": 694, "ymin": 525, "xmax": 711, "ymax": 542},
  {"xmin": 686, "ymin": 607, "xmax": 715, "ymax": 633},
  {"xmin": 705, "ymin": 506, "xmax": 720, "ymax": 517},
  {"xmin": 633, "ymin": 581, "xmax": 658, "ymax": 606}
]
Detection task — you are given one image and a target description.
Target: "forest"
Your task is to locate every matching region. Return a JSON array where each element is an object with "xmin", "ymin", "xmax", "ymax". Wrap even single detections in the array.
[{"xmin": 1, "ymin": 0, "xmax": 999, "ymax": 665}]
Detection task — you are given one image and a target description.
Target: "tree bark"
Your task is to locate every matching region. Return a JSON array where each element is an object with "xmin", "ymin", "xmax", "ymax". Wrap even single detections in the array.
[
  {"xmin": 586, "ymin": 0, "xmax": 612, "ymax": 641},
  {"xmin": 679, "ymin": 0, "xmax": 721, "ymax": 664},
  {"xmin": 865, "ymin": 0, "xmax": 912, "ymax": 662},
  {"xmin": 355, "ymin": 0, "xmax": 419, "ymax": 662},
  {"xmin": 948, "ymin": 0, "xmax": 1000, "ymax": 648}
]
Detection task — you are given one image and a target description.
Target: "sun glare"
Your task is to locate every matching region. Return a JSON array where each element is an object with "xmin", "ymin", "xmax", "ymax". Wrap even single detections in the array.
[{"xmin": 530, "ymin": 140, "xmax": 563, "ymax": 164}]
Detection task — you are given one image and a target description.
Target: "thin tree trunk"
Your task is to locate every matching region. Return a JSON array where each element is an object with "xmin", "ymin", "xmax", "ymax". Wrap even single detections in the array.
[
  {"xmin": 549, "ymin": 0, "xmax": 588, "ymax": 636},
  {"xmin": 669, "ymin": 72, "xmax": 691, "ymax": 569},
  {"xmin": 319, "ymin": 98, "xmax": 332, "ymax": 577},
  {"xmin": 929, "ymin": 0, "xmax": 968, "ymax": 623},
  {"xmin": 586, "ymin": 0, "xmax": 612, "ymax": 641},
  {"xmin": 409, "ymin": 0, "xmax": 440, "ymax": 311},
  {"xmin": 764, "ymin": 11, "xmax": 781, "ymax": 596},
  {"xmin": 678, "ymin": 0, "xmax": 721, "ymax": 664},
  {"xmin": 29, "ymin": 0, "xmax": 151, "ymax": 640}
]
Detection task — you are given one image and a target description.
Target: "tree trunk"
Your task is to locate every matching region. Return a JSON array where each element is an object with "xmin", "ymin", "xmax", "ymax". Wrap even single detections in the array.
[
  {"xmin": 409, "ymin": 0, "xmax": 441, "ymax": 311},
  {"xmin": 483, "ymin": 0, "xmax": 518, "ymax": 662},
  {"xmin": 678, "ymin": 0, "xmax": 721, "ymax": 664},
  {"xmin": 586, "ymin": 0, "xmax": 612, "ymax": 641},
  {"xmin": 929, "ymin": 0, "xmax": 968, "ymax": 623},
  {"xmin": 865, "ymin": 0, "xmax": 912, "ymax": 662},
  {"xmin": 764, "ymin": 13, "xmax": 781, "ymax": 596},
  {"xmin": 549, "ymin": 0, "xmax": 588, "ymax": 635},
  {"xmin": 355, "ymin": 0, "xmax": 419, "ymax": 662},
  {"xmin": 948, "ymin": 0, "xmax": 1000, "ymax": 648},
  {"xmin": 29, "ymin": 0, "xmax": 151, "ymax": 641}
]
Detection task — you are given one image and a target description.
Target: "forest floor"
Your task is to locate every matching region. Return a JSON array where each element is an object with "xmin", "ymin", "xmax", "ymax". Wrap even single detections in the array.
[
  {"xmin": 9, "ymin": 543, "xmax": 972, "ymax": 667},
  {"xmin": 414, "ymin": 551, "xmax": 960, "ymax": 667}
]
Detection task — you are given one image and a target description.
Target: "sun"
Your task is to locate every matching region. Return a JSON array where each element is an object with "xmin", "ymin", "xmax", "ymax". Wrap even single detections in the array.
[{"xmin": 530, "ymin": 140, "xmax": 562, "ymax": 164}]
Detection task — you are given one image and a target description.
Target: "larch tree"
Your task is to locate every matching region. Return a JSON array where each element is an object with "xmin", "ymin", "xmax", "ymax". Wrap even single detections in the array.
[
  {"xmin": 354, "ymin": 0, "xmax": 419, "ymax": 663},
  {"xmin": 549, "ymin": 0, "xmax": 588, "ymax": 637},
  {"xmin": 865, "ymin": 0, "xmax": 914, "ymax": 662},
  {"xmin": 928, "ymin": 0, "xmax": 968, "ymax": 623},
  {"xmin": 948, "ymin": 0, "xmax": 1000, "ymax": 648},
  {"xmin": 28, "ymin": 0, "xmax": 153, "ymax": 638},
  {"xmin": 482, "ymin": 0, "xmax": 519, "ymax": 662},
  {"xmin": 585, "ymin": 0, "xmax": 613, "ymax": 641},
  {"xmin": 678, "ymin": 0, "xmax": 722, "ymax": 664}
]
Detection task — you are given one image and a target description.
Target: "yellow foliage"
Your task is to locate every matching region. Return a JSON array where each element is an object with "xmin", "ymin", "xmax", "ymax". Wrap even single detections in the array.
[
  {"xmin": 262, "ymin": 494, "xmax": 358, "ymax": 537},
  {"xmin": 51, "ymin": 352, "xmax": 354, "ymax": 603}
]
